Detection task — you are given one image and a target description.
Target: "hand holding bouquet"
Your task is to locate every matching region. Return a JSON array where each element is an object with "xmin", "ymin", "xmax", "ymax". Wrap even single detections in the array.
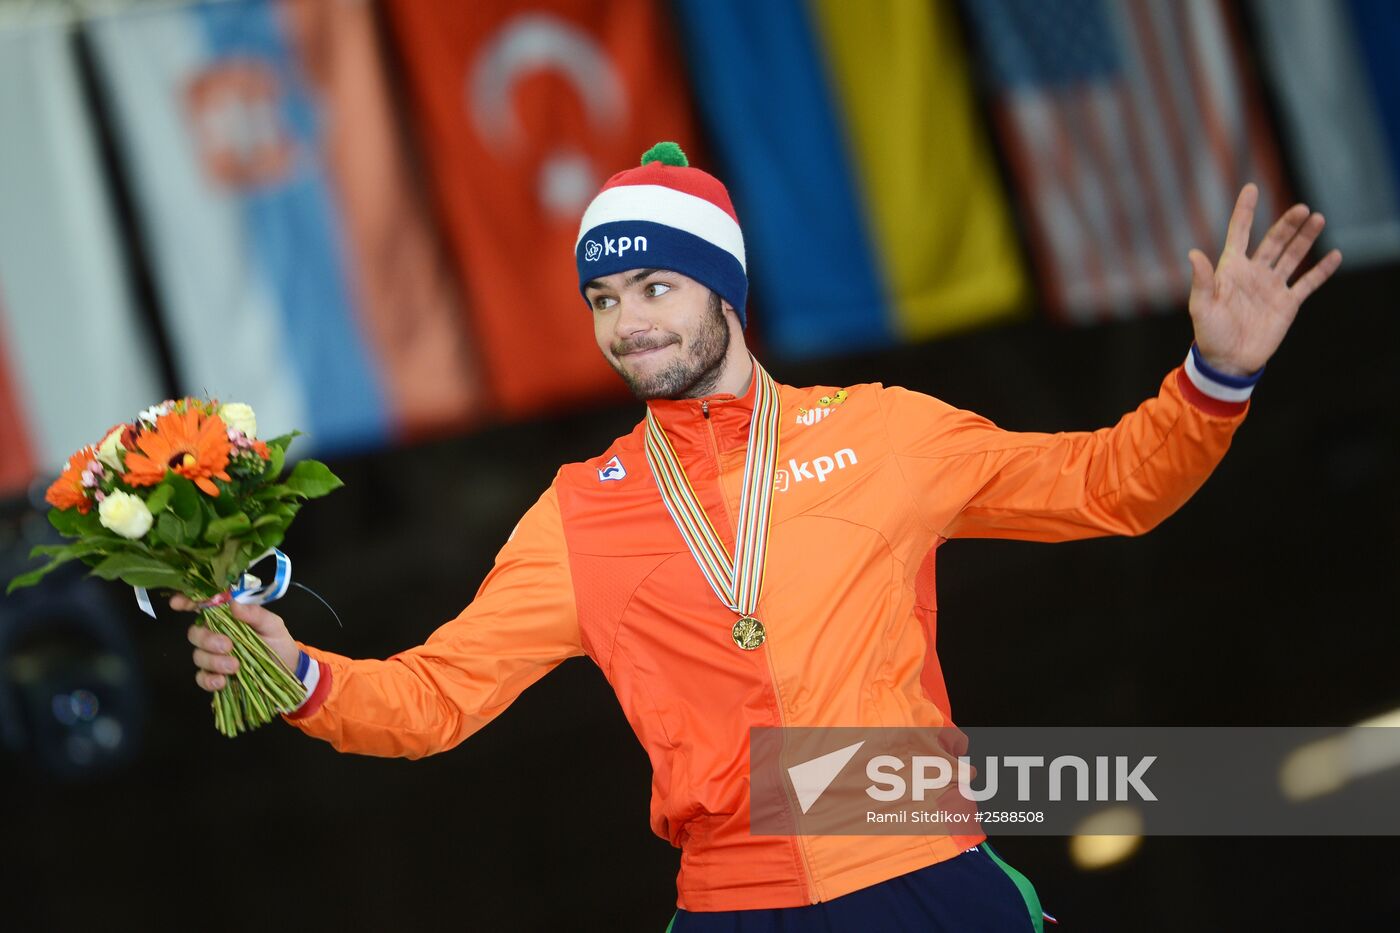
[{"xmin": 8, "ymin": 399, "xmax": 342, "ymax": 736}]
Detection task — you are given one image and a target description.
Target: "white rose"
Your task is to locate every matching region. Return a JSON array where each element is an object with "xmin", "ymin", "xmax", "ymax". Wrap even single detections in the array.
[
  {"xmin": 98, "ymin": 491, "xmax": 153, "ymax": 540},
  {"xmin": 96, "ymin": 426, "xmax": 126, "ymax": 471},
  {"xmin": 219, "ymin": 402, "xmax": 257, "ymax": 438}
]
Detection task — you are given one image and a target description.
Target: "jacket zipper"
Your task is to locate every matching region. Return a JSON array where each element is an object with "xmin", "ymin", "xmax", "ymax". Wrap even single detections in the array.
[{"xmin": 702, "ymin": 399, "xmax": 819, "ymax": 903}]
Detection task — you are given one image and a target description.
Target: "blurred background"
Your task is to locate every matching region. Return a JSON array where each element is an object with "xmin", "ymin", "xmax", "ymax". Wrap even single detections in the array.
[{"xmin": 0, "ymin": 0, "xmax": 1396, "ymax": 929}]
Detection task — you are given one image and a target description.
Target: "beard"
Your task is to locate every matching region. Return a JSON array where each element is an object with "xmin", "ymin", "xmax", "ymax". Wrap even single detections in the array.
[{"xmin": 610, "ymin": 293, "xmax": 730, "ymax": 400}]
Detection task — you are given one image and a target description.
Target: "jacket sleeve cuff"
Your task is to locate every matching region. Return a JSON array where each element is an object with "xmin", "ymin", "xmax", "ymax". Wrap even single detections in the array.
[
  {"xmin": 285, "ymin": 650, "xmax": 332, "ymax": 720},
  {"xmin": 1179, "ymin": 343, "xmax": 1260, "ymax": 416}
]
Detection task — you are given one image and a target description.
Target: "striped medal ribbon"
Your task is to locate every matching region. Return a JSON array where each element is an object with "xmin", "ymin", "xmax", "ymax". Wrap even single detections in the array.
[{"xmin": 644, "ymin": 362, "xmax": 781, "ymax": 649}]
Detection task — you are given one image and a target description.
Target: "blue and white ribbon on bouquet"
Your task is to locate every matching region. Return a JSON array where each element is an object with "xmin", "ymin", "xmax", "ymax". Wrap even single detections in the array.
[{"xmin": 134, "ymin": 548, "xmax": 292, "ymax": 619}]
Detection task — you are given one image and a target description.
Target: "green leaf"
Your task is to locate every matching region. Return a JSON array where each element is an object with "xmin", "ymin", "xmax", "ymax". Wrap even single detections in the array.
[
  {"xmin": 83, "ymin": 552, "xmax": 188, "ymax": 591},
  {"xmin": 115, "ymin": 567, "xmax": 187, "ymax": 589},
  {"xmin": 23, "ymin": 539, "xmax": 133, "ymax": 581},
  {"xmin": 7, "ymin": 556, "xmax": 72, "ymax": 593},
  {"xmin": 204, "ymin": 513, "xmax": 251, "ymax": 544},
  {"xmin": 211, "ymin": 489, "xmax": 240, "ymax": 517},
  {"xmin": 284, "ymin": 460, "xmax": 343, "ymax": 499},
  {"xmin": 238, "ymin": 540, "xmax": 267, "ymax": 574},
  {"xmin": 266, "ymin": 443, "xmax": 285, "ymax": 482},
  {"xmin": 155, "ymin": 511, "xmax": 188, "ymax": 548},
  {"xmin": 145, "ymin": 482, "xmax": 175, "ymax": 515},
  {"xmin": 49, "ymin": 508, "xmax": 84, "ymax": 536},
  {"xmin": 168, "ymin": 476, "xmax": 205, "ymax": 542},
  {"xmin": 210, "ymin": 539, "xmax": 241, "ymax": 590},
  {"xmin": 253, "ymin": 483, "xmax": 290, "ymax": 500},
  {"xmin": 91, "ymin": 552, "xmax": 176, "ymax": 583},
  {"xmin": 169, "ymin": 475, "xmax": 200, "ymax": 519},
  {"xmin": 255, "ymin": 527, "xmax": 285, "ymax": 551},
  {"xmin": 251, "ymin": 513, "xmax": 282, "ymax": 529},
  {"xmin": 49, "ymin": 507, "xmax": 105, "ymax": 538},
  {"xmin": 30, "ymin": 538, "xmax": 112, "ymax": 560},
  {"xmin": 265, "ymin": 431, "xmax": 302, "ymax": 452}
]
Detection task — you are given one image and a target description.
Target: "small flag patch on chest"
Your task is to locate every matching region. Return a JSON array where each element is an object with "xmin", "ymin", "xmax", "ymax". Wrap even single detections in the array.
[{"xmin": 598, "ymin": 455, "xmax": 626, "ymax": 482}]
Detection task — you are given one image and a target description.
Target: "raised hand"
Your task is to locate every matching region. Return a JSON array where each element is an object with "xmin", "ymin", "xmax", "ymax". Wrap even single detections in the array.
[{"xmin": 1187, "ymin": 183, "xmax": 1342, "ymax": 376}]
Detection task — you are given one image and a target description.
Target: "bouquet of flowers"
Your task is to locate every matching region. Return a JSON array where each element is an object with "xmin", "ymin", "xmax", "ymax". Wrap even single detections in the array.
[{"xmin": 7, "ymin": 398, "xmax": 342, "ymax": 737}]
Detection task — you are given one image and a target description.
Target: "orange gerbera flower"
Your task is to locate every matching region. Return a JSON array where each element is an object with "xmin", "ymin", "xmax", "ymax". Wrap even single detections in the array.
[
  {"xmin": 123, "ymin": 408, "xmax": 232, "ymax": 496},
  {"xmin": 45, "ymin": 446, "xmax": 99, "ymax": 513}
]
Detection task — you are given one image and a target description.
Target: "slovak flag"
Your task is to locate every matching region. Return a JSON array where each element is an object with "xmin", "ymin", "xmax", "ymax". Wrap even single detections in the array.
[{"xmin": 86, "ymin": 0, "xmax": 479, "ymax": 455}]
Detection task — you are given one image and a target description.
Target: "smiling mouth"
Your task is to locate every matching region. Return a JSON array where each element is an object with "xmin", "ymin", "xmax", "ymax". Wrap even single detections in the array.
[{"xmin": 617, "ymin": 342, "xmax": 675, "ymax": 358}]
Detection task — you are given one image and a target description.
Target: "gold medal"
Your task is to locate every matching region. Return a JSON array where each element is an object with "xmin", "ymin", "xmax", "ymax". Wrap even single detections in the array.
[
  {"xmin": 646, "ymin": 358, "xmax": 782, "ymax": 650},
  {"xmin": 731, "ymin": 616, "xmax": 766, "ymax": 650}
]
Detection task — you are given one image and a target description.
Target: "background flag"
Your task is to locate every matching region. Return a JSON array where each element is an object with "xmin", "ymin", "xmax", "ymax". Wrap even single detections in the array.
[
  {"xmin": 88, "ymin": 0, "xmax": 468, "ymax": 454},
  {"xmin": 384, "ymin": 0, "xmax": 699, "ymax": 416},
  {"xmin": 1249, "ymin": 0, "xmax": 1400, "ymax": 265},
  {"xmin": 277, "ymin": 0, "xmax": 481, "ymax": 441},
  {"xmin": 0, "ymin": 16, "xmax": 163, "ymax": 492},
  {"xmin": 672, "ymin": 0, "xmax": 894, "ymax": 359},
  {"xmin": 673, "ymin": 0, "xmax": 1028, "ymax": 359},
  {"xmin": 808, "ymin": 0, "xmax": 1029, "ymax": 343},
  {"xmin": 960, "ymin": 0, "xmax": 1289, "ymax": 322}
]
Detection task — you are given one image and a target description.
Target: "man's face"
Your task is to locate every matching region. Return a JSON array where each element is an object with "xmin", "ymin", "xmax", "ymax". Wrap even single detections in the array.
[{"xmin": 585, "ymin": 268, "xmax": 731, "ymax": 400}]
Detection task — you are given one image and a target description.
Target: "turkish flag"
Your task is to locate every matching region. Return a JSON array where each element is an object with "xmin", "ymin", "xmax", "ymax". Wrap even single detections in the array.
[{"xmin": 385, "ymin": 0, "xmax": 700, "ymax": 416}]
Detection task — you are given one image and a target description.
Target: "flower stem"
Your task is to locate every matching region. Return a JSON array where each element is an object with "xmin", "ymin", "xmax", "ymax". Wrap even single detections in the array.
[{"xmin": 199, "ymin": 603, "xmax": 305, "ymax": 737}]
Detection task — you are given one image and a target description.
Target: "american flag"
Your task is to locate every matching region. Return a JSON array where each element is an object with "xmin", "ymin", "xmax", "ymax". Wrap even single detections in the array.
[{"xmin": 962, "ymin": 0, "xmax": 1289, "ymax": 322}]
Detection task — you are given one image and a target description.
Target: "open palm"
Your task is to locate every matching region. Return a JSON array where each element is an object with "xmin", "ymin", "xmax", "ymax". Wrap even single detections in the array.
[{"xmin": 1188, "ymin": 183, "xmax": 1343, "ymax": 376}]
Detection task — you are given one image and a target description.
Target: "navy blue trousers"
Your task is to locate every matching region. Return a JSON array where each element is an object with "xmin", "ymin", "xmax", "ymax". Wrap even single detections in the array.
[{"xmin": 667, "ymin": 845, "xmax": 1042, "ymax": 933}]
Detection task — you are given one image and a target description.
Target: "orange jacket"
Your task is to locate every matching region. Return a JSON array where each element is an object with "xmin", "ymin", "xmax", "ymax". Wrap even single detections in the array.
[{"xmin": 286, "ymin": 354, "xmax": 1248, "ymax": 910}]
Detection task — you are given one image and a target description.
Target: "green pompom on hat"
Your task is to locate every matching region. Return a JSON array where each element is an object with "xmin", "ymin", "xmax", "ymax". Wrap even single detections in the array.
[{"xmin": 640, "ymin": 141, "xmax": 689, "ymax": 167}]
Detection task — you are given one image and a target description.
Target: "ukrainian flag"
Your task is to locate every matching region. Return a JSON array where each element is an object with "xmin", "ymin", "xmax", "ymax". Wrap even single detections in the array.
[{"xmin": 673, "ymin": 0, "xmax": 1029, "ymax": 359}]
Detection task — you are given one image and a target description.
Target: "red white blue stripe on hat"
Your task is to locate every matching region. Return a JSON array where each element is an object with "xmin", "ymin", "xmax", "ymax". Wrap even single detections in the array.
[
  {"xmin": 576, "ymin": 183, "xmax": 746, "ymax": 270},
  {"xmin": 576, "ymin": 146, "xmax": 750, "ymax": 323}
]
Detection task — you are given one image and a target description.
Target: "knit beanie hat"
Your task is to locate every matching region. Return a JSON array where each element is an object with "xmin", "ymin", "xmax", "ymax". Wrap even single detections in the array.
[{"xmin": 575, "ymin": 142, "xmax": 748, "ymax": 325}]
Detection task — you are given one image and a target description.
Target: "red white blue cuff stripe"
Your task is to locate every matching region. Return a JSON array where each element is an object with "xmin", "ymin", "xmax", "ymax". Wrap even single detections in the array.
[
  {"xmin": 1184, "ymin": 342, "xmax": 1262, "ymax": 403},
  {"xmin": 285, "ymin": 651, "xmax": 328, "ymax": 719}
]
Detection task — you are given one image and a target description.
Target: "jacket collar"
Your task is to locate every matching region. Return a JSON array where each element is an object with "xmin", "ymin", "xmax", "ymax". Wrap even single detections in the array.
[{"xmin": 643, "ymin": 357, "xmax": 761, "ymax": 456}]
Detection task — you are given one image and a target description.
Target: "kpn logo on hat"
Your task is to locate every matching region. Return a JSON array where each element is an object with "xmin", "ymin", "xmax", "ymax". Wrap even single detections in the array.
[{"xmin": 576, "ymin": 142, "xmax": 748, "ymax": 325}]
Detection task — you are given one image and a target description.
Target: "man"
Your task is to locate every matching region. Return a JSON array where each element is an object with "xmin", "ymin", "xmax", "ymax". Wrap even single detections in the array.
[{"xmin": 182, "ymin": 142, "xmax": 1340, "ymax": 931}]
